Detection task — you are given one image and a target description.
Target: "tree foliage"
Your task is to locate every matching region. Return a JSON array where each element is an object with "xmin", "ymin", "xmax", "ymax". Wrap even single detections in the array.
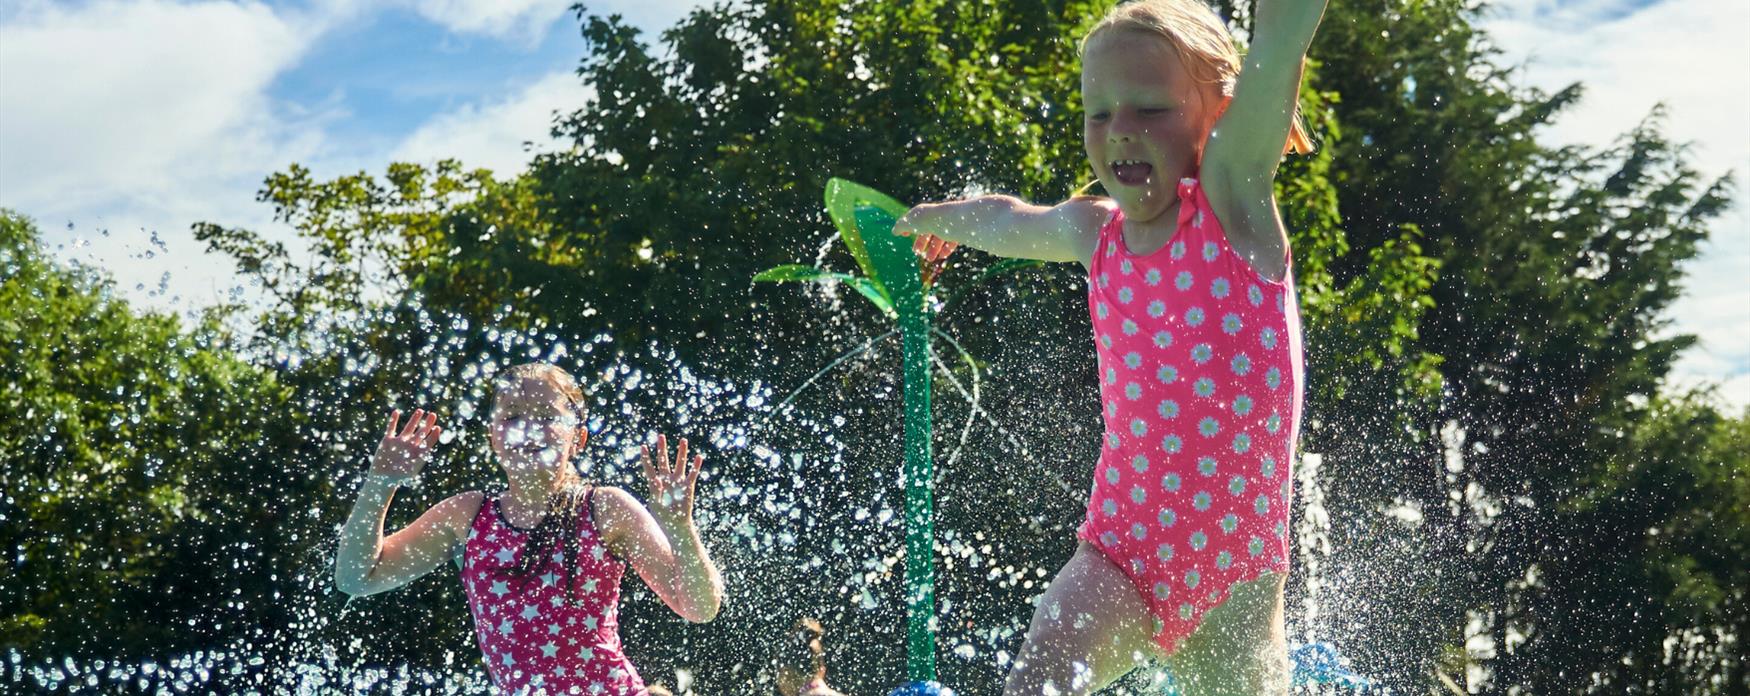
[{"xmin": 1, "ymin": 211, "xmax": 301, "ymax": 657}]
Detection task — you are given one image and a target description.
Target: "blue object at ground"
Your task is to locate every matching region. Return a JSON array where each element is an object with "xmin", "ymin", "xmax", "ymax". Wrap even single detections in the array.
[
  {"xmin": 887, "ymin": 681, "xmax": 956, "ymax": 696},
  {"xmin": 1291, "ymin": 641, "xmax": 1378, "ymax": 690}
]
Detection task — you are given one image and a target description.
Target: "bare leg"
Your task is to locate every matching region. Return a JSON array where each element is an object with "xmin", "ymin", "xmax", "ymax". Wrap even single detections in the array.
[
  {"xmin": 1002, "ymin": 542, "xmax": 1162, "ymax": 695},
  {"xmin": 1164, "ymin": 571, "xmax": 1290, "ymax": 695}
]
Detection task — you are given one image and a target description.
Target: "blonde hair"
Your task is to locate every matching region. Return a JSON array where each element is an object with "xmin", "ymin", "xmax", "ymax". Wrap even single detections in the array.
[
  {"xmin": 1081, "ymin": 0, "xmax": 1314, "ymax": 157},
  {"xmin": 497, "ymin": 362, "xmax": 587, "ymax": 408}
]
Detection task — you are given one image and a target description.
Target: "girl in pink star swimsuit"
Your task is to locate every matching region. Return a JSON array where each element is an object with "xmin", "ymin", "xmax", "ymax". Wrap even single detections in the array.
[
  {"xmin": 894, "ymin": 1, "xmax": 1329, "ymax": 692},
  {"xmin": 459, "ymin": 483, "xmax": 640, "ymax": 692},
  {"xmin": 335, "ymin": 362, "xmax": 726, "ymax": 694}
]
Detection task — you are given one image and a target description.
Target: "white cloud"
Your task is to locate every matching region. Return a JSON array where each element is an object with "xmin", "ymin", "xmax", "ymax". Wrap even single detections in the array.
[
  {"xmin": 0, "ymin": 0, "xmax": 338, "ymax": 308},
  {"xmin": 388, "ymin": 0, "xmax": 708, "ymax": 173},
  {"xmin": 1, "ymin": 1, "xmax": 318, "ymax": 211},
  {"xmin": 401, "ymin": 0, "xmax": 571, "ymax": 43},
  {"xmin": 0, "ymin": 0, "xmax": 709, "ymax": 313},
  {"xmin": 391, "ymin": 71, "xmax": 592, "ymax": 174},
  {"xmin": 1480, "ymin": 0, "xmax": 1750, "ymax": 409}
]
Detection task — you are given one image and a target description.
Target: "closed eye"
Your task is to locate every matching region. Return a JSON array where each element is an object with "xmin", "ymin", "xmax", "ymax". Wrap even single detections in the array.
[
  {"xmin": 1087, "ymin": 111, "xmax": 1110, "ymax": 122},
  {"xmin": 500, "ymin": 413, "xmax": 560, "ymax": 423}
]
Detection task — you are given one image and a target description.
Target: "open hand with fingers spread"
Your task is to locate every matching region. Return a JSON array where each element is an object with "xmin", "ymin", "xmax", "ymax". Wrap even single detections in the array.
[
  {"xmin": 371, "ymin": 408, "xmax": 444, "ymax": 480},
  {"xmin": 640, "ymin": 434, "xmax": 704, "ymax": 526},
  {"xmin": 620, "ymin": 432, "xmax": 724, "ymax": 623}
]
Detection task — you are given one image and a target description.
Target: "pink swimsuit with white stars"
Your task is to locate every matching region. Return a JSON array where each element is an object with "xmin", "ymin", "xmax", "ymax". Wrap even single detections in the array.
[
  {"xmin": 461, "ymin": 489, "xmax": 648, "ymax": 695},
  {"xmin": 1076, "ymin": 175, "xmax": 1304, "ymax": 654}
]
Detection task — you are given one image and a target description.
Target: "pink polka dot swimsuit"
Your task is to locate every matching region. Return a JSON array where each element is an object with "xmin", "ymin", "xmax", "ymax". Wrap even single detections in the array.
[
  {"xmin": 461, "ymin": 489, "xmax": 649, "ymax": 694},
  {"xmin": 1076, "ymin": 176, "xmax": 1304, "ymax": 654}
]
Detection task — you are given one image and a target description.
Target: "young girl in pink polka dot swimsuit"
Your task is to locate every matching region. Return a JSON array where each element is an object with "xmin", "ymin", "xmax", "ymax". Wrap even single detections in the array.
[
  {"xmin": 1080, "ymin": 175, "xmax": 1303, "ymax": 648},
  {"xmin": 895, "ymin": 0, "xmax": 1329, "ymax": 692}
]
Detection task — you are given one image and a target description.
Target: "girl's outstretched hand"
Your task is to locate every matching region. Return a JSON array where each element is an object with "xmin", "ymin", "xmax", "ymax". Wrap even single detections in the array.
[
  {"xmin": 641, "ymin": 434, "xmax": 704, "ymax": 525},
  {"xmin": 917, "ymin": 233, "xmax": 957, "ymax": 286},
  {"xmin": 894, "ymin": 206, "xmax": 959, "ymax": 285},
  {"xmin": 370, "ymin": 408, "xmax": 443, "ymax": 479}
]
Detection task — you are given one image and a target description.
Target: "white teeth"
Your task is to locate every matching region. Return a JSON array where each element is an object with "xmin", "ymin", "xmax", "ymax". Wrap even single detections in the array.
[{"xmin": 1112, "ymin": 159, "xmax": 1147, "ymax": 167}]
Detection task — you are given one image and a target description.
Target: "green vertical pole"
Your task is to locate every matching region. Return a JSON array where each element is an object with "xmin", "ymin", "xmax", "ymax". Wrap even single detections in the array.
[
  {"xmin": 898, "ymin": 277, "xmax": 935, "ymax": 682},
  {"xmin": 858, "ymin": 205, "xmax": 937, "ymax": 682}
]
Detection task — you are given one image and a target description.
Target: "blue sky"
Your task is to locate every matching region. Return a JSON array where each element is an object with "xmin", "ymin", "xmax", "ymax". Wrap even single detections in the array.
[
  {"xmin": 1, "ymin": 0, "xmax": 1746, "ymax": 406},
  {"xmin": 267, "ymin": 4, "xmax": 581, "ymax": 151}
]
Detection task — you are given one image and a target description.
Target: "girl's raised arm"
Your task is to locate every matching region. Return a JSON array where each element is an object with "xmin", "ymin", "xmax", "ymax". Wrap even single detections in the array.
[
  {"xmin": 334, "ymin": 409, "xmax": 473, "ymax": 597},
  {"xmin": 894, "ymin": 195, "xmax": 1112, "ymax": 266},
  {"xmin": 1202, "ymin": 0, "xmax": 1330, "ymax": 188},
  {"xmin": 598, "ymin": 435, "xmax": 725, "ymax": 623}
]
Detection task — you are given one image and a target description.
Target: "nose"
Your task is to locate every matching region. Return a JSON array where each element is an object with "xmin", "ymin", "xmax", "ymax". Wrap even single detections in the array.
[{"xmin": 1107, "ymin": 115, "xmax": 1138, "ymax": 144}]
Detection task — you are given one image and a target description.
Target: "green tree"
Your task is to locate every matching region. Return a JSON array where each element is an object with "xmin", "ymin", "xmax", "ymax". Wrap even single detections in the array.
[
  {"xmin": 1302, "ymin": 0, "xmax": 1740, "ymax": 691},
  {"xmin": 1553, "ymin": 394, "xmax": 1750, "ymax": 692},
  {"xmin": 0, "ymin": 211, "xmax": 300, "ymax": 659}
]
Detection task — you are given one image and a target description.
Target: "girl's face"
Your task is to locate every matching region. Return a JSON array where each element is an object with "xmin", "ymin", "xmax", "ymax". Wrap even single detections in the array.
[
  {"xmin": 1082, "ymin": 30, "xmax": 1221, "ymax": 225},
  {"xmin": 489, "ymin": 377, "xmax": 586, "ymax": 475}
]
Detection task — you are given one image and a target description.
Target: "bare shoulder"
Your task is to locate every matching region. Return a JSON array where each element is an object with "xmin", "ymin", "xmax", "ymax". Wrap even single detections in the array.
[
  {"xmin": 1053, "ymin": 196, "xmax": 1117, "ymax": 267},
  {"xmin": 1053, "ymin": 196, "xmax": 1116, "ymax": 234},
  {"xmin": 436, "ymin": 490, "xmax": 488, "ymax": 541},
  {"xmin": 589, "ymin": 485, "xmax": 644, "ymax": 532},
  {"xmin": 1197, "ymin": 164, "xmax": 1290, "ymax": 283},
  {"xmin": 438, "ymin": 489, "xmax": 488, "ymax": 513},
  {"xmin": 592, "ymin": 485, "xmax": 639, "ymax": 509}
]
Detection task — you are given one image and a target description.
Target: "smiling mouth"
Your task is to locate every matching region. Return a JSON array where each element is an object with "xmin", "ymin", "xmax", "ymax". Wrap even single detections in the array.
[{"xmin": 1110, "ymin": 159, "xmax": 1153, "ymax": 186}]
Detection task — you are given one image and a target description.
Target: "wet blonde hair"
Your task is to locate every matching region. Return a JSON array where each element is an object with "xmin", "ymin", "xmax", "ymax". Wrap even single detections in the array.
[{"xmin": 1079, "ymin": 0, "xmax": 1314, "ymax": 184}]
